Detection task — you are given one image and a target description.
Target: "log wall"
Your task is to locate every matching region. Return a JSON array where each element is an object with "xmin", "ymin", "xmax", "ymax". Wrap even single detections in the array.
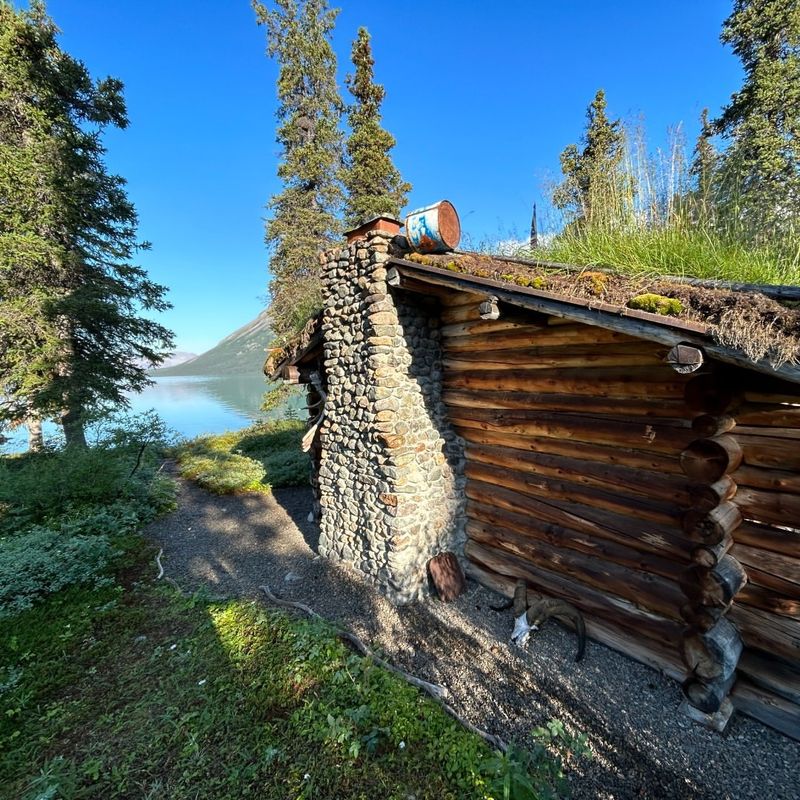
[{"xmin": 438, "ymin": 291, "xmax": 799, "ymax": 739}]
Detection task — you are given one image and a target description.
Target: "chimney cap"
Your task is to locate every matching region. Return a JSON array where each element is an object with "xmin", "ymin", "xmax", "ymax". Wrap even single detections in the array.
[{"xmin": 345, "ymin": 215, "xmax": 402, "ymax": 243}]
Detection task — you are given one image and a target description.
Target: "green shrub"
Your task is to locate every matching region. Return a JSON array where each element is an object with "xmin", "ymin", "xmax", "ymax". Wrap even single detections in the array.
[
  {"xmin": 178, "ymin": 452, "xmax": 267, "ymax": 494},
  {"xmin": 0, "ymin": 528, "xmax": 114, "ymax": 617}
]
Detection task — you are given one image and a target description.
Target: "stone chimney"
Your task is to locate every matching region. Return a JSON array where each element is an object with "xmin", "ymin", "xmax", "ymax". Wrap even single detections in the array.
[{"xmin": 317, "ymin": 218, "xmax": 466, "ymax": 603}]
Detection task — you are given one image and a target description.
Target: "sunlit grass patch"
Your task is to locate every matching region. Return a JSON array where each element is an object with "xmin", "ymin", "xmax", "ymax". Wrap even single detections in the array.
[
  {"xmin": 0, "ymin": 542, "xmax": 583, "ymax": 799},
  {"xmin": 174, "ymin": 420, "xmax": 309, "ymax": 495}
]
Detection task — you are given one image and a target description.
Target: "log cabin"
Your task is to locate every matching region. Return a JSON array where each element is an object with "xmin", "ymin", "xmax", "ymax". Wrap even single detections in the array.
[{"xmin": 266, "ymin": 214, "xmax": 800, "ymax": 741}]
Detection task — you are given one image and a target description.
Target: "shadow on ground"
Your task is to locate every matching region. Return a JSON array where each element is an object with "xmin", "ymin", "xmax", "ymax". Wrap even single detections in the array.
[{"xmin": 146, "ymin": 478, "xmax": 799, "ymax": 800}]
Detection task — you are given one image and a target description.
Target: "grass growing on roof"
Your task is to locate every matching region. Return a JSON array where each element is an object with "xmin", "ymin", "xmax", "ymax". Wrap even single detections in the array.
[
  {"xmin": 0, "ymin": 541, "xmax": 583, "ymax": 799},
  {"xmin": 174, "ymin": 419, "xmax": 309, "ymax": 494},
  {"xmin": 535, "ymin": 225, "xmax": 800, "ymax": 287}
]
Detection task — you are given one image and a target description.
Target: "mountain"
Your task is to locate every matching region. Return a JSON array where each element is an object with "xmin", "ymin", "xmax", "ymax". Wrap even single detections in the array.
[{"xmin": 154, "ymin": 310, "xmax": 274, "ymax": 377}]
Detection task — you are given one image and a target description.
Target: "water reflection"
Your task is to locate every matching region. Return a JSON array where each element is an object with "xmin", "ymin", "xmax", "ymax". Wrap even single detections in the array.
[{"xmin": 2, "ymin": 375, "xmax": 304, "ymax": 453}]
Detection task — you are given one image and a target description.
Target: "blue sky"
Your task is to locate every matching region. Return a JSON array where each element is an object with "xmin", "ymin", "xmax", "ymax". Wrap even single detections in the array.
[{"xmin": 42, "ymin": 0, "xmax": 741, "ymax": 354}]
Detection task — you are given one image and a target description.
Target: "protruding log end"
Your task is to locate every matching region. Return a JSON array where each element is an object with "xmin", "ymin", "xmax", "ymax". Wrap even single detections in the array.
[
  {"xmin": 666, "ymin": 344, "xmax": 704, "ymax": 374},
  {"xmin": 682, "ymin": 501, "xmax": 743, "ymax": 544},
  {"xmin": 688, "ymin": 476, "xmax": 738, "ymax": 514},
  {"xmin": 478, "ymin": 296, "xmax": 500, "ymax": 320},
  {"xmin": 679, "ymin": 697, "xmax": 735, "ymax": 733},
  {"xmin": 683, "ymin": 673, "xmax": 737, "ymax": 714},
  {"xmin": 691, "ymin": 414, "xmax": 737, "ymax": 437},
  {"xmin": 690, "ymin": 534, "xmax": 734, "ymax": 568},
  {"xmin": 681, "ymin": 617, "xmax": 743, "ymax": 681},
  {"xmin": 680, "ymin": 436, "xmax": 743, "ymax": 482},
  {"xmin": 681, "ymin": 555, "xmax": 748, "ymax": 608}
]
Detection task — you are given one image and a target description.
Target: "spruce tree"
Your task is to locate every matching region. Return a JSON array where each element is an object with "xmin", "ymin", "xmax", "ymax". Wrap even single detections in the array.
[
  {"xmin": 0, "ymin": 1, "xmax": 173, "ymax": 446},
  {"xmin": 253, "ymin": 0, "xmax": 343, "ymax": 342},
  {"xmin": 343, "ymin": 27, "xmax": 410, "ymax": 228},
  {"xmin": 553, "ymin": 89, "xmax": 626, "ymax": 229},
  {"xmin": 715, "ymin": 0, "xmax": 800, "ymax": 241},
  {"xmin": 689, "ymin": 108, "xmax": 719, "ymax": 225}
]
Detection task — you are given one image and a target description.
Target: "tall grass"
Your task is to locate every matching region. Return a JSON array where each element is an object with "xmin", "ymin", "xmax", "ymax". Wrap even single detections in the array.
[{"xmin": 533, "ymin": 124, "xmax": 800, "ymax": 286}]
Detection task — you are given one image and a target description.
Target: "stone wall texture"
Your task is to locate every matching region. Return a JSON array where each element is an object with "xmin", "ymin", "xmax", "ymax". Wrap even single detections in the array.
[{"xmin": 317, "ymin": 231, "xmax": 466, "ymax": 603}]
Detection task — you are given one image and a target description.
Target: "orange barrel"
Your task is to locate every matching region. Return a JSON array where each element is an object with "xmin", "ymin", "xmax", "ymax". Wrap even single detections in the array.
[{"xmin": 405, "ymin": 200, "xmax": 461, "ymax": 253}]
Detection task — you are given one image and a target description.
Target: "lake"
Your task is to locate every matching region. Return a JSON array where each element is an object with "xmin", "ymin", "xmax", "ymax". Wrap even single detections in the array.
[{"xmin": 3, "ymin": 375, "xmax": 304, "ymax": 453}]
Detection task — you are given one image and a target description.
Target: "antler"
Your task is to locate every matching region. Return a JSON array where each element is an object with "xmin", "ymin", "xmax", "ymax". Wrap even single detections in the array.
[{"xmin": 526, "ymin": 598, "xmax": 587, "ymax": 662}]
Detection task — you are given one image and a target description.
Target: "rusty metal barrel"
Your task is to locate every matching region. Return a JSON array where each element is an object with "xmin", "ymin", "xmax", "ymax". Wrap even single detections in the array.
[{"xmin": 405, "ymin": 200, "xmax": 461, "ymax": 253}]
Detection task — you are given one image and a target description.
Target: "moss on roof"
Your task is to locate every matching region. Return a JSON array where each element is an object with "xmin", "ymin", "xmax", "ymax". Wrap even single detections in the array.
[{"xmin": 404, "ymin": 251, "xmax": 800, "ymax": 367}]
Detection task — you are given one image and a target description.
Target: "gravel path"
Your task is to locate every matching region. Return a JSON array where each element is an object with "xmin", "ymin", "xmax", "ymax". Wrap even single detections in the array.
[{"xmin": 145, "ymin": 476, "xmax": 799, "ymax": 800}]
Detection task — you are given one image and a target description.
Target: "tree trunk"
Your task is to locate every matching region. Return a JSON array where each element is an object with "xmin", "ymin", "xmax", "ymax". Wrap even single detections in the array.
[
  {"xmin": 27, "ymin": 417, "xmax": 44, "ymax": 452},
  {"xmin": 61, "ymin": 404, "xmax": 86, "ymax": 448}
]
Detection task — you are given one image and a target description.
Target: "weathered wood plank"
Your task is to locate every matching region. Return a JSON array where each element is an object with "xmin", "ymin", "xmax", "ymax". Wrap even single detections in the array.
[
  {"xmin": 457, "ymin": 427, "xmax": 685, "ymax": 474},
  {"xmin": 728, "ymin": 604, "xmax": 800, "ymax": 664},
  {"xmin": 466, "ymin": 443, "xmax": 691, "ymax": 505},
  {"xmin": 452, "ymin": 408, "xmax": 695, "ymax": 456},
  {"xmin": 444, "ymin": 366, "xmax": 688, "ymax": 398},
  {"xmin": 731, "ymin": 676, "xmax": 800, "ymax": 741},
  {"xmin": 467, "ymin": 500, "xmax": 688, "ymax": 577},
  {"xmin": 466, "ymin": 461, "xmax": 682, "ymax": 527},
  {"xmin": 733, "ymin": 521, "xmax": 800, "ymax": 558},
  {"xmin": 467, "ymin": 520, "xmax": 684, "ymax": 619},
  {"xmin": 443, "ymin": 388, "xmax": 691, "ymax": 418}
]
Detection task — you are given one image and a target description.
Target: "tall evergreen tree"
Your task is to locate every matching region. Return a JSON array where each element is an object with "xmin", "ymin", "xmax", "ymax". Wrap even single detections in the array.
[
  {"xmin": 715, "ymin": 0, "xmax": 800, "ymax": 241},
  {"xmin": 552, "ymin": 90, "xmax": 627, "ymax": 229},
  {"xmin": 689, "ymin": 108, "xmax": 719, "ymax": 224},
  {"xmin": 253, "ymin": 0, "xmax": 343, "ymax": 341},
  {"xmin": 0, "ymin": 1, "xmax": 173, "ymax": 446},
  {"xmin": 343, "ymin": 27, "xmax": 410, "ymax": 229}
]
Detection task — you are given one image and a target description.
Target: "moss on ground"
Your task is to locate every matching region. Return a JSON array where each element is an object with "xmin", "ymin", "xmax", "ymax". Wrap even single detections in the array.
[
  {"xmin": 174, "ymin": 420, "xmax": 310, "ymax": 495},
  {"xmin": 0, "ymin": 540, "xmax": 579, "ymax": 799}
]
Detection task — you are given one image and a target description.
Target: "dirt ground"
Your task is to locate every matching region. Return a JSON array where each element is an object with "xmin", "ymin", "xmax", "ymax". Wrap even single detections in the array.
[{"xmin": 145, "ymin": 476, "xmax": 799, "ymax": 800}]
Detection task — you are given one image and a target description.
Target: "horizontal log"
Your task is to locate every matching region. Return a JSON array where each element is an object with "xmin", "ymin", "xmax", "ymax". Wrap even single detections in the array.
[
  {"xmin": 464, "ymin": 541, "xmax": 684, "ymax": 645},
  {"xmin": 466, "ymin": 443, "xmax": 691, "ymax": 506},
  {"xmin": 738, "ymin": 432, "xmax": 800, "ymax": 471},
  {"xmin": 688, "ymin": 476, "xmax": 738, "ymax": 514},
  {"xmin": 444, "ymin": 366, "xmax": 688, "ymax": 398},
  {"xmin": 736, "ymin": 402, "xmax": 800, "ymax": 427},
  {"xmin": 444, "ymin": 352, "xmax": 662, "ymax": 371},
  {"xmin": 733, "ymin": 486, "xmax": 800, "ymax": 530},
  {"xmin": 691, "ymin": 414, "xmax": 737, "ymax": 437},
  {"xmin": 738, "ymin": 582, "xmax": 800, "ymax": 618},
  {"xmin": 730, "ymin": 543, "xmax": 800, "ymax": 587},
  {"xmin": 441, "ymin": 302, "xmax": 482, "ymax": 323},
  {"xmin": 683, "ymin": 673, "xmax": 737, "ymax": 713},
  {"xmin": 681, "ymin": 502, "xmax": 743, "ymax": 545},
  {"xmin": 467, "ymin": 500, "xmax": 686, "ymax": 581},
  {"xmin": 439, "ymin": 289, "xmax": 488, "ymax": 308},
  {"xmin": 728, "ymin": 604, "xmax": 800, "ymax": 665},
  {"xmin": 441, "ymin": 322, "xmax": 633, "ymax": 348},
  {"xmin": 452, "ymin": 408, "xmax": 694, "ymax": 456},
  {"xmin": 681, "ymin": 555, "xmax": 748, "ymax": 608},
  {"xmin": 458, "ymin": 427, "xmax": 685, "ymax": 475},
  {"xmin": 443, "ymin": 388, "xmax": 691, "ymax": 419},
  {"xmin": 679, "ymin": 435, "xmax": 743, "ymax": 482},
  {"xmin": 466, "ymin": 461, "xmax": 681, "ymax": 528},
  {"xmin": 733, "ymin": 520, "xmax": 800, "ymax": 557},
  {"xmin": 466, "ymin": 520, "xmax": 683, "ymax": 620},
  {"xmin": 682, "ymin": 618, "xmax": 742, "ymax": 681},
  {"xmin": 466, "ymin": 485, "xmax": 691, "ymax": 562},
  {"xmin": 465, "ymin": 561, "xmax": 687, "ymax": 681},
  {"xmin": 738, "ymin": 649, "xmax": 800, "ymax": 706},
  {"xmin": 731, "ymin": 676, "xmax": 800, "ymax": 741},
  {"xmin": 732, "ymin": 463, "xmax": 800, "ymax": 494}
]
